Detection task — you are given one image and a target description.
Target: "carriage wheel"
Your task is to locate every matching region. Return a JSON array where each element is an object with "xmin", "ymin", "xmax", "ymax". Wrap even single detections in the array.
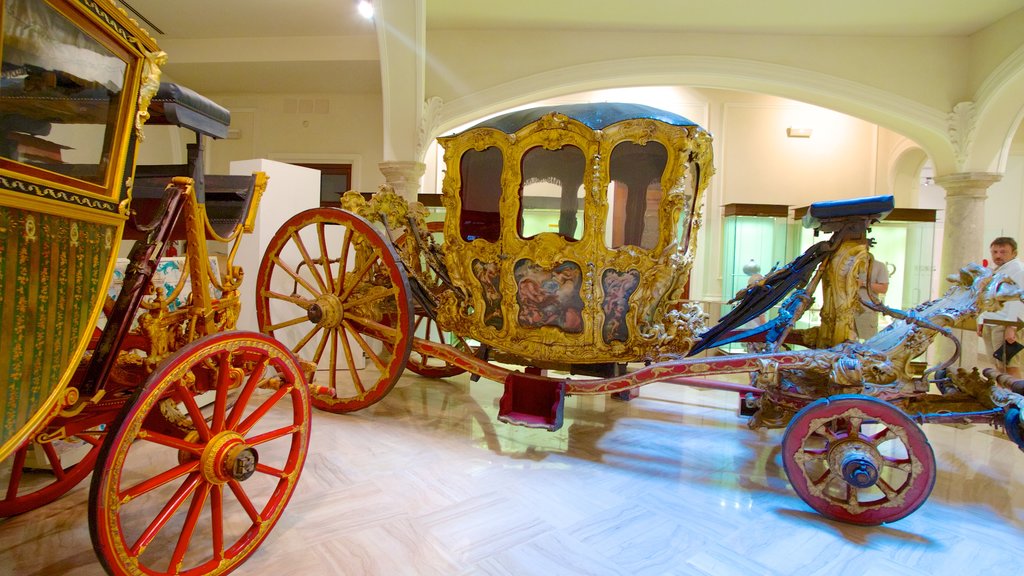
[
  {"xmin": 1005, "ymin": 406, "xmax": 1024, "ymax": 451},
  {"xmin": 256, "ymin": 208, "xmax": 413, "ymax": 413},
  {"xmin": 398, "ymin": 221, "xmax": 471, "ymax": 378},
  {"xmin": 0, "ymin": 426, "xmax": 103, "ymax": 517},
  {"xmin": 89, "ymin": 331, "xmax": 310, "ymax": 576},
  {"xmin": 781, "ymin": 394, "xmax": 936, "ymax": 525}
]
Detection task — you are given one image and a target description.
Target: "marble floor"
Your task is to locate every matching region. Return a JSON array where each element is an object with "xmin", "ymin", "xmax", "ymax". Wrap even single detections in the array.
[{"xmin": 2, "ymin": 371, "xmax": 1024, "ymax": 575}]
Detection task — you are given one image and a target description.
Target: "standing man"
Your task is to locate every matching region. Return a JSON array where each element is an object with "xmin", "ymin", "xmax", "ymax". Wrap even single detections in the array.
[
  {"xmin": 979, "ymin": 237, "xmax": 1024, "ymax": 377},
  {"xmin": 855, "ymin": 255, "xmax": 889, "ymax": 339}
]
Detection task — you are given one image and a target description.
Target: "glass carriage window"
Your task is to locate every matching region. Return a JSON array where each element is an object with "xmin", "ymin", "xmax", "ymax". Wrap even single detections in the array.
[
  {"xmin": 459, "ymin": 146, "xmax": 502, "ymax": 242},
  {"xmin": 1, "ymin": 0, "xmax": 129, "ymax": 185},
  {"xmin": 518, "ymin": 145, "xmax": 586, "ymax": 240},
  {"xmin": 606, "ymin": 140, "xmax": 667, "ymax": 250}
]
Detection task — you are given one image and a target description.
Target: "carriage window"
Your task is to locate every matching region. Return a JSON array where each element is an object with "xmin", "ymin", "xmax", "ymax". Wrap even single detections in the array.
[
  {"xmin": 1, "ymin": 0, "xmax": 128, "ymax": 186},
  {"xmin": 459, "ymin": 146, "xmax": 502, "ymax": 242},
  {"xmin": 606, "ymin": 140, "xmax": 667, "ymax": 249},
  {"xmin": 519, "ymin": 145, "xmax": 585, "ymax": 240}
]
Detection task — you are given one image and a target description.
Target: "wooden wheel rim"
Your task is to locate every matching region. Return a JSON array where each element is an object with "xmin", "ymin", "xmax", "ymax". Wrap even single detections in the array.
[
  {"xmin": 781, "ymin": 394, "xmax": 936, "ymax": 525},
  {"xmin": 89, "ymin": 332, "xmax": 311, "ymax": 576},
  {"xmin": 255, "ymin": 208, "xmax": 413, "ymax": 413},
  {"xmin": 0, "ymin": 426, "xmax": 104, "ymax": 517}
]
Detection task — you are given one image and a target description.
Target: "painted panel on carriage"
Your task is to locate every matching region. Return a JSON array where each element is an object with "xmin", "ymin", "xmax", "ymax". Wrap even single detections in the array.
[
  {"xmin": 513, "ymin": 259, "xmax": 584, "ymax": 333},
  {"xmin": 601, "ymin": 268, "xmax": 641, "ymax": 343},
  {"xmin": 0, "ymin": 205, "xmax": 111, "ymax": 444},
  {"xmin": 472, "ymin": 258, "xmax": 504, "ymax": 329}
]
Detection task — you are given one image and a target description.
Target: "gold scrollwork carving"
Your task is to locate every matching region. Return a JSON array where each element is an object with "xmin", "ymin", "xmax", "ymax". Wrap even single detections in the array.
[{"xmin": 135, "ymin": 49, "xmax": 168, "ymax": 139}]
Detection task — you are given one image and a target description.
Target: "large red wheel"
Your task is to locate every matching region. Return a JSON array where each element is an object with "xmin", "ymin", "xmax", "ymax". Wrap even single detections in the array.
[
  {"xmin": 256, "ymin": 208, "xmax": 413, "ymax": 413},
  {"xmin": 397, "ymin": 221, "xmax": 471, "ymax": 378},
  {"xmin": 0, "ymin": 425, "xmax": 104, "ymax": 516},
  {"xmin": 89, "ymin": 331, "xmax": 310, "ymax": 576},
  {"xmin": 781, "ymin": 394, "xmax": 936, "ymax": 525}
]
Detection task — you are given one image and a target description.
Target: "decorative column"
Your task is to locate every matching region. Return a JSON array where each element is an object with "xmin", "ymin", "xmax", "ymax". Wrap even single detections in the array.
[
  {"xmin": 933, "ymin": 172, "xmax": 1002, "ymax": 368},
  {"xmin": 375, "ymin": 0, "xmax": 427, "ymax": 201}
]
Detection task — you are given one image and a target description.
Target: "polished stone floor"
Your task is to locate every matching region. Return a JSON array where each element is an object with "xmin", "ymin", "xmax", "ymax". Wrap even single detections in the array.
[{"xmin": 1, "ymin": 371, "xmax": 1023, "ymax": 575}]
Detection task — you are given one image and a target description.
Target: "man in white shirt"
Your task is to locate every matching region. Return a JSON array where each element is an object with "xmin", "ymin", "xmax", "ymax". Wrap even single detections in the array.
[
  {"xmin": 978, "ymin": 236, "xmax": 1024, "ymax": 377},
  {"xmin": 855, "ymin": 257, "xmax": 889, "ymax": 339}
]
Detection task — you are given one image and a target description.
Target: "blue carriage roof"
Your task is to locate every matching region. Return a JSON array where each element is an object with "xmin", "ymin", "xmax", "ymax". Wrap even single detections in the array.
[{"xmin": 468, "ymin": 103, "xmax": 700, "ymax": 133}]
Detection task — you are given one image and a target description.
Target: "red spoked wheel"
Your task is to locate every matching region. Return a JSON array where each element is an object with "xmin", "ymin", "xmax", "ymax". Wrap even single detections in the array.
[
  {"xmin": 256, "ymin": 208, "xmax": 413, "ymax": 413},
  {"xmin": 0, "ymin": 424, "xmax": 104, "ymax": 516},
  {"xmin": 781, "ymin": 394, "xmax": 936, "ymax": 525},
  {"xmin": 89, "ymin": 331, "xmax": 310, "ymax": 576},
  {"xmin": 397, "ymin": 221, "xmax": 471, "ymax": 378}
]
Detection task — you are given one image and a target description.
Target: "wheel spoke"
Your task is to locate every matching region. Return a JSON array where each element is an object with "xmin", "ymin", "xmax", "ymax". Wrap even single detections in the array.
[
  {"xmin": 339, "ymin": 253, "xmax": 380, "ymax": 302},
  {"xmin": 312, "ymin": 327, "xmax": 331, "ymax": 364},
  {"xmin": 866, "ymin": 427, "xmax": 899, "ymax": 446},
  {"xmin": 255, "ymin": 462, "xmax": 287, "ymax": 479},
  {"xmin": 264, "ymin": 290, "xmax": 314, "ymax": 309},
  {"xmin": 343, "ymin": 320, "xmax": 386, "ymax": 372},
  {"xmin": 246, "ymin": 424, "xmax": 302, "ymax": 447},
  {"xmin": 266, "ymin": 315, "xmax": 312, "ymax": 333},
  {"xmin": 226, "ymin": 356, "xmax": 270, "ymax": 431},
  {"xmin": 168, "ymin": 481, "xmax": 211, "ymax": 571},
  {"xmin": 338, "ymin": 326, "xmax": 366, "ymax": 396},
  {"xmin": 339, "ymin": 289, "xmax": 396, "ymax": 312},
  {"xmin": 237, "ymin": 387, "xmax": 289, "ymax": 436},
  {"xmin": 138, "ymin": 429, "xmax": 203, "ymax": 454},
  {"xmin": 317, "ymin": 222, "xmax": 336, "ymax": 294},
  {"xmin": 290, "ymin": 231, "xmax": 329, "ymax": 294},
  {"xmin": 213, "ymin": 351, "xmax": 232, "ymax": 433},
  {"xmin": 293, "ymin": 324, "xmax": 323, "ymax": 354},
  {"xmin": 174, "ymin": 384, "xmax": 212, "ymax": 442},
  {"xmin": 121, "ymin": 461, "xmax": 200, "ymax": 503},
  {"xmin": 272, "ymin": 254, "xmax": 322, "ymax": 298},
  {"xmin": 211, "ymin": 485, "xmax": 224, "ymax": 562},
  {"xmin": 227, "ymin": 479, "xmax": 261, "ymax": 524},
  {"xmin": 36, "ymin": 443, "xmax": 66, "ymax": 481},
  {"xmin": 128, "ymin": 471, "xmax": 202, "ymax": 555},
  {"xmin": 335, "ymin": 226, "xmax": 353, "ymax": 297},
  {"xmin": 876, "ymin": 477, "xmax": 899, "ymax": 501},
  {"xmin": 5, "ymin": 446, "xmax": 28, "ymax": 499}
]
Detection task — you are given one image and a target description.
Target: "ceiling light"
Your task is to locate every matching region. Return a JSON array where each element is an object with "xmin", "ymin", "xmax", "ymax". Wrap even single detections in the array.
[
  {"xmin": 786, "ymin": 127, "xmax": 812, "ymax": 138},
  {"xmin": 358, "ymin": 1, "xmax": 374, "ymax": 19}
]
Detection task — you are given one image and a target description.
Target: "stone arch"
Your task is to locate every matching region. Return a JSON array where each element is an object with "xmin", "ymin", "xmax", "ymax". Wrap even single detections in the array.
[
  {"xmin": 433, "ymin": 55, "xmax": 958, "ymax": 172},
  {"xmin": 888, "ymin": 144, "xmax": 930, "ymax": 207},
  {"xmin": 970, "ymin": 46, "xmax": 1024, "ymax": 173}
]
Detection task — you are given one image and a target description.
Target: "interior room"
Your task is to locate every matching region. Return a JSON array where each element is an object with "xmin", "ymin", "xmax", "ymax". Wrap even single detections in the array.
[{"xmin": 2, "ymin": 1, "xmax": 1024, "ymax": 575}]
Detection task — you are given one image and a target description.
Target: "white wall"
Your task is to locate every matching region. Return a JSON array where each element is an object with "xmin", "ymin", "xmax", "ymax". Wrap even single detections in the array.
[
  {"xmin": 208, "ymin": 93, "xmax": 384, "ymax": 193},
  {"xmin": 230, "ymin": 159, "xmax": 320, "ymax": 332}
]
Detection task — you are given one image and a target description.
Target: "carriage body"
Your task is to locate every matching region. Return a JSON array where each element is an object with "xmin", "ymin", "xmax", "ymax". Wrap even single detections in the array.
[
  {"xmin": 435, "ymin": 104, "xmax": 714, "ymax": 364},
  {"xmin": 0, "ymin": 0, "xmax": 163, "ymax": 461},
  {"xmin": 1, "ymin": 3, "xmax": 311, "ymax": 573}
]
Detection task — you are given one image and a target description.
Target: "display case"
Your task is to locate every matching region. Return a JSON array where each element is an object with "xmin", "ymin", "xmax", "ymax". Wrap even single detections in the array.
[{"xmin": 722, "ymin": 204, "xmax": 790, "ymax": 303}]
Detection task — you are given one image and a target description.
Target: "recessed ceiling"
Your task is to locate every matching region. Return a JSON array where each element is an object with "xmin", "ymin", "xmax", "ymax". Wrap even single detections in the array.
[{"xmin": 116, "ymin": 0, "xmax": 1024, "ymax": 96}]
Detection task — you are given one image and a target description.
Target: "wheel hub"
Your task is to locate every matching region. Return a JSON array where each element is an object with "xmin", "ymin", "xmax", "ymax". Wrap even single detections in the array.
[
  {"xmin": 829, "ymin": 440, "xmax": 882, "ymax": 489},
  {"xmin": 201, "ymin": 432, "xmax": 259, "ymax": 484},
  {"xmin": 308, "ymin": 294, "xmax": 344, "ymax": 328}
]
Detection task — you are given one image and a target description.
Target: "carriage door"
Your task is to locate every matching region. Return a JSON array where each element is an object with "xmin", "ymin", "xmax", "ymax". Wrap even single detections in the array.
[{"xmin": 504, "ymin": 142, "xmax": 591, "ymax": 349}]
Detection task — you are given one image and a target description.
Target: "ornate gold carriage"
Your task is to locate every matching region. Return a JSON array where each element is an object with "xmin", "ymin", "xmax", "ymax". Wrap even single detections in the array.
[
  {"xmin": 0, "ymin": 1, "xmax": 310, "ymax": 574},
  {"xmin": 433, "ymin": 104, "xmax": 712, "ymax": 364},
  {"xmin": 258, "ymin": 102, "xmax": 1024, "ymax": 527}
]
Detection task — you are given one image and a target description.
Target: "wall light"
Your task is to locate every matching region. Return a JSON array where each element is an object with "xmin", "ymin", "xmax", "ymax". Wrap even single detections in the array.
[
  {"xmin": 358, "ymin": 0, "xmax": 374, "ymax": 19},
  {"xmin": 786, "ymin": 127, "xmax": 813, "ymax": 138}
]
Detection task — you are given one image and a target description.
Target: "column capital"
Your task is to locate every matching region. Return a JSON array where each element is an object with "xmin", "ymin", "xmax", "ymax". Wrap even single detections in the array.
[
  {"xmin": 933, "ymin": 171, "xmax": 1002, "ymax": 197},
  {"xmin": 378, "ymin": 160, "xmax": 427, "ymax": 200}
]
